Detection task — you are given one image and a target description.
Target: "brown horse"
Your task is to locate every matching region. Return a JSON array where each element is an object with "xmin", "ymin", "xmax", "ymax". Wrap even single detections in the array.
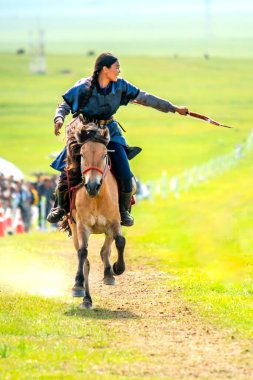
[{"xmin": 66, "ymin": 119, "xmax": 126, "ymax": 309}]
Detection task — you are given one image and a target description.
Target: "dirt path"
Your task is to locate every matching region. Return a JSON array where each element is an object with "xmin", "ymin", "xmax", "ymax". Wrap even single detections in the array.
[{"xmin": 83, "ymin": 240, "xmax": 253, "ymax": 380}]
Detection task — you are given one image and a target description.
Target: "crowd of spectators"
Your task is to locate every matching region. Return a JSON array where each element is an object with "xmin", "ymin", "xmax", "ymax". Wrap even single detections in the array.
[
  {"xmin": 0, "ymin": 173, "xmax": 58, "ymax": 232},
  {"xmin": 0, "ymin": 172, "xmax": 151, "ymax": 234}
]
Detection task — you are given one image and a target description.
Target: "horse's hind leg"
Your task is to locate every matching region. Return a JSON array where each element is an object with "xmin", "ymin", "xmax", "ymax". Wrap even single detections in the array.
[
  {"xmin": 80, "ymin": 258, "xmax": 92, "ymax": 309},
  {"xmin": 100, "ymin": 235, "xmax": 115, "ymax": 285},
  {"xmin": 113, "ymin": 233, "xmax": 126, "ymax": 276}
]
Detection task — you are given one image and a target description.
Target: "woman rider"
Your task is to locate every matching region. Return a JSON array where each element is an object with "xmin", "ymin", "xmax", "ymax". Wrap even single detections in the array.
[{"xmin": 47, "ymin": 52, "xmax": 188, "ymax": 227}]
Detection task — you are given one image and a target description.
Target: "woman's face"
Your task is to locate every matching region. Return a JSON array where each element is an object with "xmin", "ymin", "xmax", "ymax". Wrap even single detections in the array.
[{"xmin": 104, "ymin": 60, "xmax": 120, "ymax": 82}]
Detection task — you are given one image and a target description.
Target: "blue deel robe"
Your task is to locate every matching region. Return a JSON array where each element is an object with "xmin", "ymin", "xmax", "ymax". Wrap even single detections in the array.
[{"xmin": 51, "ymin": 77, "xmax": 140, "ymax": 171}]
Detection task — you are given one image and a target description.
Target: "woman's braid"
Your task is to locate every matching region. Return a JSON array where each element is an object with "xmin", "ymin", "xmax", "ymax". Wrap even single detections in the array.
[{"xmin": 78, "ymin": 71, "xmax": 98, "ymax": 111}]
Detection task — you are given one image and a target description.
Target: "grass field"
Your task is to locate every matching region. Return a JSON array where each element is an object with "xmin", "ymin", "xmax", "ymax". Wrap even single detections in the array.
[
  {"xmin": 1, "ymin": 53, "xmax": 253, "ymax": 378},
  {"xmin": 1, "ymin": 53, "xmax": 253, "ymax": 179}
]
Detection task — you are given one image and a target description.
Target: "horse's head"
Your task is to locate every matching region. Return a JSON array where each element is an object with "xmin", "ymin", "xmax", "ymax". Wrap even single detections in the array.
[{"xmin": 75, "ymin": 123, "xmax": 110, "ymax": 197}]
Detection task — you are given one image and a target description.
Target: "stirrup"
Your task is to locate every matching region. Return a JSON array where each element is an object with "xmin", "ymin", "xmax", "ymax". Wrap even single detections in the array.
[
  {"xmin": 120, "ymin": 211, "xmax": 134, "ymax": 227},
  {"xmin": 47, "ymin": 207, "xmax": 66, "ymax": 224}
]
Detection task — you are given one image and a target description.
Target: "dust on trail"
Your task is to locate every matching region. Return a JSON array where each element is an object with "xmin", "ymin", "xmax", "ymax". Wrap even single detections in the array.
[
  {"xmin": 0, "ymin": 240, "xmax": 72, "ymax": 297},
  {"xmin": 1, "ymin": 237, "xmax": 252, "ymax": 379}
]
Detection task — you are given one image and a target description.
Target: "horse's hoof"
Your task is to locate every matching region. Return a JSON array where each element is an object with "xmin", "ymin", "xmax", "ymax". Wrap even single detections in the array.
[
  {"xmin": 103, "ymin": 276, "xmax": 116, "ymax": 286},
  {"xmin": 72, "ymin": 286, "xmax": 85, "ymax": 297},
  {"xmin": 79, "ymin": 300, "xmax": 92, "ymax": 309},
  {"xmin": 112, "ymin": 262, "xmax": 125, "ymax": 276}
]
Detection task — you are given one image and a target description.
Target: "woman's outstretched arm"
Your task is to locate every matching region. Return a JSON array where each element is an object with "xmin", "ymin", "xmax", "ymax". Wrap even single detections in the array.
[{"xmin": 132, "ymin": 90, "xmax": 188, "ymax": 115}]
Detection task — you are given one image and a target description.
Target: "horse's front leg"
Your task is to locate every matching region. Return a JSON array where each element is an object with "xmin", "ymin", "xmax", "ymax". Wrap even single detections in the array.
[
  {"xmin": 72, "ymin": 222, "xmax": 90, "ymax": 298},
  {"xmin": 112, "ymin": 224, "xmax": 126, "ymax": 276},
  {"xmin": 80, "ymin": 258, "xmax": 92, "ymax": 309},
  {"xmin": 100, "ymin": 235, "xmax": 115, "ymax": 285}
]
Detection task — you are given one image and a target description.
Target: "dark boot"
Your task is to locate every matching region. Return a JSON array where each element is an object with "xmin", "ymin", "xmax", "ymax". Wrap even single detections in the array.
[
  {"xmin": 47, "ymin": 167, "xmax": 82, "ymax": 224},
  {"xmin": 119, "ymin": 191, "xmax": 134, "ymax": 227},
  {"xmin": 47, "ymin": 188, "xmax": 68, "ymax": 224}
]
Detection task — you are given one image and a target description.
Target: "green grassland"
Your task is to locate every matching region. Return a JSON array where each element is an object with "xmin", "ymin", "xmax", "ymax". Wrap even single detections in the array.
[
  {"xmin": 0, "ymin": 53, "xmax": 252, "ymax": 178},
  {"xmin": 132, "ymin": 155, "xmax": 253, "ymax": 336},
  {"xmin": 1, "ymin": 53, "xmax": 253, "ymax": 378}
]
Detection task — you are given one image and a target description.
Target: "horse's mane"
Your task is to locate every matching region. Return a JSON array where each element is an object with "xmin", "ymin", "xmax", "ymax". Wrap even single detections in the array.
[
  {"xmin": 66, "ymin": 116, "xmax": 110, "ymax": 170},
  {"xmin": 75, "ymin": 123, "xmax": 110, "ymax": 146}
]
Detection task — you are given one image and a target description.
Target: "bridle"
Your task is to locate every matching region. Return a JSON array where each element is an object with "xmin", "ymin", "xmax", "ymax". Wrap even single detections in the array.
[{"xmin": 81, "ymin": 151, "xmax": 111, "ymax": 183}]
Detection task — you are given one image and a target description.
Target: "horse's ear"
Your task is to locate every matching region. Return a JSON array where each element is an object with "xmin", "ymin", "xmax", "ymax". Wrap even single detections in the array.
[{"xmin": 101, "ymin": 127, "xmax": 110, "ymax": 144}]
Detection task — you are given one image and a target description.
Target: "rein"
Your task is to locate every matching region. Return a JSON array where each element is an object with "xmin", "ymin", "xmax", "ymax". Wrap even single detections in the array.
[{"xmin": 66, "ymin": 169, "xmax": 82, "ymax": 224}]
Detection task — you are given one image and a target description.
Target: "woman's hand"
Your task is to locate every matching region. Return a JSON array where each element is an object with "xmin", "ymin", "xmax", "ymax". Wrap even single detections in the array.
[
  {"xmin": 54, "ymin": 118, "xmax": 63, "ymax": 136},
  {"xmin": 175, "ymin": 106, "xmax": 189, "ymax": 116}
]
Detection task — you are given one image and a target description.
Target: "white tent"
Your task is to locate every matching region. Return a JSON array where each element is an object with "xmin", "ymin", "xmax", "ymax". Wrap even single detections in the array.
[{"xmin": 0, "ymin": 157, "xmax": 24, "ymax": 180}]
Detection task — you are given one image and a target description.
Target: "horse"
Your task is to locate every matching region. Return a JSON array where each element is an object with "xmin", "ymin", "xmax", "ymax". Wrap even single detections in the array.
[{"xmin": 64, "ymin": 117, "xmax": 127, "ymax": 309}]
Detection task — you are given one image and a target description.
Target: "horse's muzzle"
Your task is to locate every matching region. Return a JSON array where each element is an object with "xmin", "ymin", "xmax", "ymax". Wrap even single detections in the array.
[{"xmin": 84, "ymin": 179, "xmax": 102, "ymax": 197}]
